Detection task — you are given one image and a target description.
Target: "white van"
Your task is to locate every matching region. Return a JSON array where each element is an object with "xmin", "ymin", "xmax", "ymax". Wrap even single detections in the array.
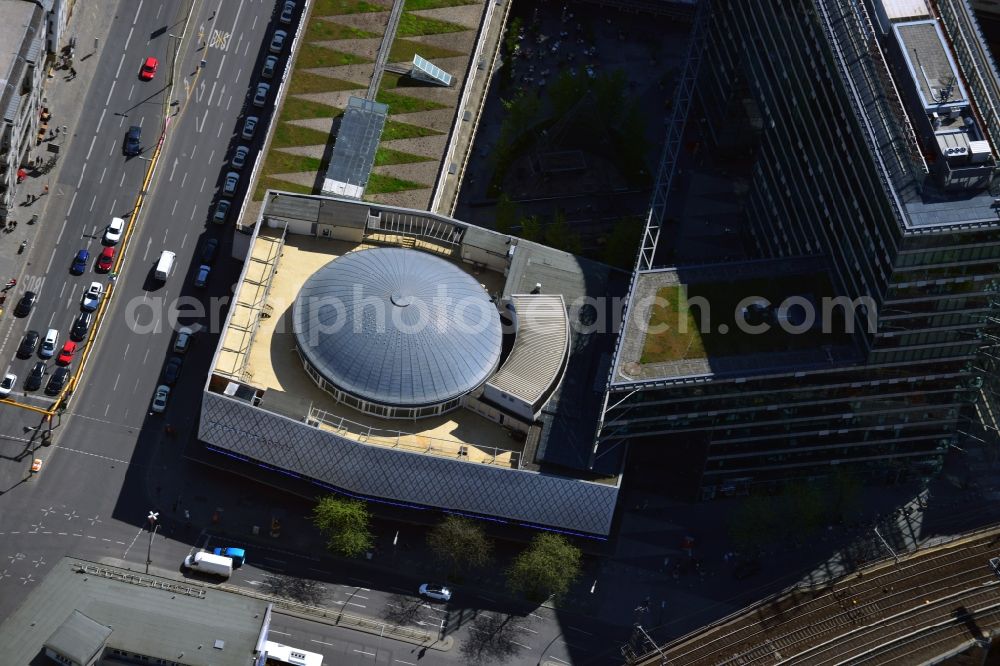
[
  {"xmin": 183, "ymin": 551, "xmax": 233, "ymax": 579},
  {"xmin": 39, "ymin": 329, "xmax": 58, "ymax": 359},
  {"xmin": 154, "ymin": 250, "xmax": 176, "ymax": 281}
]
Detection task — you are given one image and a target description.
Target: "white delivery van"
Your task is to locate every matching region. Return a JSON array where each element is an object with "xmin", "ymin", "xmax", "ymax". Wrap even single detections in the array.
[
  {"xmin": 154, "ymin": 250, "xmax": 176, "ymax": 281},
  {"xmin": 183, "ymin": 551, "xmax": 233, "ymax": 579}
]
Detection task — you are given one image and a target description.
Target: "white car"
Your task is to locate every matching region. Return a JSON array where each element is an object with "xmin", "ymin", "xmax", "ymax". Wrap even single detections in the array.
[
  {"xmin": 0, "ymin": 373, "xmax": 16, "ymax": 396},
  {"xmin": 104, "ymin": 217, "xmax": 125, "ymax": 244},
  {"xmin": 81, "ymin": 282, "xmax": 103, "ymax": 312},
  {"xmin": 418, "ymin": 583, "xmax": 452, "ymax": 602},
  {"xmin": 151, "ymin": 385, "xmax": 170, "ymax": 413}
]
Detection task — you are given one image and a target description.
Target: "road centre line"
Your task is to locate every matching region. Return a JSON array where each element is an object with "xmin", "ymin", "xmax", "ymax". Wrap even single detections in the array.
[
  {"xmin": 105, "ymin": 80, "xmax": 116, "ymax": 106},
  {"xmin": 86, "ymin": 135, "xmax": 96, "ymax": 160},
  {"xmin": 96, "ymin": 108, "xmax": 106, "ymax": 133},
  {"xmin": 125, "ymin": 26, "xmax": 134, "ymax": 52},
  {"xmin": 353, "ymin": 650, "xmax": 375, "ymax": 656},
  {"xmin": 116, "ymin": 52, "xmax": 125, "ymax": 79},
  {"xmin": 511, "ymin": 641, "xmax": 532, "ymax": 650},
  {"xmin": 310, "ymin": 640, "xmax": 334, "ymax": 647}
]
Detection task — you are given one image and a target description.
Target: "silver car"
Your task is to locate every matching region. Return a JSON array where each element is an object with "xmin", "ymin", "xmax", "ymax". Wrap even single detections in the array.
[
  {"xmin": 261, "ymin": 55, "xmax": 278, "ymax": 80},
  {"xmin": 151, "ymin": 385, "xmax": 170, "ymax": 413},
  {"xmin": 223, "ymin": 171, "xmax": 240, "ymax": 196},
  {"xmin": 231, "ymin": 145, "xmax": 250, "ymax": 169},
  {"xmin": 279, "ymin": 0, "xmax": 295, "ymax": 24},
  {"xmin": 252, "ymin": 82, "xmax": 270, "ymax": 107},
  {"xmin": 269, "ymin": 30, "xmax": 287, "ymax": 54},
  {"xmin": 241, "ymin": 116, "xmax": 258, "ymax": 140}
]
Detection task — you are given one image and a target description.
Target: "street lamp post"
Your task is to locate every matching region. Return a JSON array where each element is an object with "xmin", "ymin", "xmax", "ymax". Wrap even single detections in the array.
[{"xmin": 146, "ymin": 511, "xmax": 160, "ymax": 574}]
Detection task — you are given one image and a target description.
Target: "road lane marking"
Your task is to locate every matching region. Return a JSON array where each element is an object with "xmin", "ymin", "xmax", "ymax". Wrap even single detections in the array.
[
  {"xmin": 208, "ymin": 81, "xmax": 218, "ymax": 106},
  {"xmin": 310, "ymin": 640, "xmax": 334, "ymax": 647},
  {"xmin": 113, "ymin": 373, "xmax": 120, "ymax": 391},
  {"xmin": 132, "ymin": 0, "xmax": 143, "ymax": 24},
  {"xmin": 511, "ymin": 641, "xmax": 531, "ymax": 650},
  {"xmin": 395, "ymin": 660, "xmax": 416, "ymax": 665},
  {"xmin": 529, "ymin": 612, "xmax": 543, "ymax": 620},
  {"xmin": 171, "ymin": 200, "xmax": 178, "ymax": 215},
  {"xmin": 143, "ymin": 348, "xmax": 149, "ymax": 364},
  {"xmin": 479, "ymin": 596, "xmax": 496, "ymax": 603},
  {"xmin": 519, "ymin": 627, "xmax": 538, "ymax": 634},
  {"xmin": 191, "ymin": 144, "xmax": 197, "ymax": 160},
  {"xmin": 200, "ymin": 177, "xmax": 206, "ymax": 192},
  {"xmin": 208, "ymin": 149, "xmax": 215, "ymax": 163},
  {"xmin": 89, "ymin": 194, "xmax": 97, "ymax": 211},
  {"xmin": 105, "ymin": 81, "xmax": 116, "ymax": 106},
  {"xmin": 568, "ymin": 626, "xmax": 592, "ymax": 635},
  {"xmin": 52, "ymin": 445, "xmax": 130, "ymax": 465},
  {"xmin": 218, "ymin": 120, "xmax": 224, "ymax": 137},
  {"xmin": 128, "ymin": 83, "xmax": 135, "ymax": 101},
  {"xmin": 353, "ymin": 650, "xmax": 375, "ymax": 656},
  {"xmin": 125, "ymin": 26, "xmax": 134, "ymax": 52},
  {"xmin": 119, "ymin": 171, "xmax": 126, "ymax": 187},
  {"xmin": 86, "ymin": 135, "xmax": 96, "ymax": 160},
  {"xmin": 96, "ymin": 108, "xmax": 106, "ymax": 133},
  {"xmin": 77, "ymin": 164, "xmax": 87, "ymax": 188},
  {"xmin": 170, "ymin": 158, "xmax": 178, "ymax": 181},
  {"xmin": 269, "ymin": 630, "xmax": 291, "ymax": 636},
  {"xmin": 346, "ymin": 602, "xmax": 366, "ymax": 609},
  {"xmin": 99, "ymin": 167, "xmax": 106, "ymax": 184},
  {"xmin": 67, "ymin": 191, "xmax": 77, "ymax": 216},
  {"xmin": 123, "ymin": 343, "xmax": 130, "ymax": 359},
  {"xmin": 116, "ymin": 52, "xmax": 125, "ymax": 79},
  {"xmin": 263, "ymin": 557, "xmax": 286, "ymax": 565},
  {"xmin": 548, "ymin": 657, "xmax": 570, "ymax": 664}
]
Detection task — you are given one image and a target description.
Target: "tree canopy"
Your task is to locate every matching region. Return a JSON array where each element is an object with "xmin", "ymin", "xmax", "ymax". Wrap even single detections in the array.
[
  {"xmin": 312, "ymin": 496, "xmax": 373, "ymax": 558},
  {"xmin": 427, "ymin": 515, "xmax": 493, "ymax": 573},
  {"xmin": 506, "ymin": 533, "xmax": 582, "ymax": 602}
]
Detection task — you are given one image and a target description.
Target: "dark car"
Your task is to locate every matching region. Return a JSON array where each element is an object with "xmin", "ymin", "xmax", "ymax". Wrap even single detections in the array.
[
  {"xmin": 24, "ymin": 362, "xmax": 45, "ymax": 391},
  {"xmin": 200, "ymin": 238, "xmax": 219, "ymax": 264},
  {"xmin": 14, "ymin": 291, "xmax": 37, "ymax": 317},
  {"xmin": 71, "ymin": 249, "xmax": 89, "ymax": 275},
  {"xmin": 16, "ymin": 330, "xmax": 39, "ymax": 358},
  {"xmin": 163, "ymin": 356, "xmax": 183, "ymax": 385},
  {"xmin": 70, "ymin": 312, "xmax": 93, "ymax": 341},
  {"xmin": 124, "ymin": 125, "xmax": 141, "ymax": 156},
  {"xmin": 45, "ymin": 366, "xmax": 70, "ymax": 396},
  {"xmin": 733, "ymin": 559, "xmax": 762, "ymax": 580}
]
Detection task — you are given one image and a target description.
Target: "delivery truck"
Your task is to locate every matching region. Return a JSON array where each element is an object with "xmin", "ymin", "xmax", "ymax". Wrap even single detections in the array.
[
  {"xmin": 154, "ymin": 250, "xmax": 176, "ymax": 281},
  {"xmin": 183, "ymin": 551, "xmax": 233, "ymax": 579}
]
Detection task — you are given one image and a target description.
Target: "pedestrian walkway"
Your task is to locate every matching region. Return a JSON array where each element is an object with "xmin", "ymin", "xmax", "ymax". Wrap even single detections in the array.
[{"xmin": 0, "ymin": 2, "xmax": 120, "ymax": 292}]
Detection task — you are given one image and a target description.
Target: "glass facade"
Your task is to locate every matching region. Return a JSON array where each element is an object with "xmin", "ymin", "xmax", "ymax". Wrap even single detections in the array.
[{"xmin": 600, "ymin": 0, "xmax": 1000, "ymax": 498}]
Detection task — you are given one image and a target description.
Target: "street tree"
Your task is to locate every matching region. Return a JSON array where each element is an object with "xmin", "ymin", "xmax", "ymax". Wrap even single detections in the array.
[
  {"xmin": 506, "ymin": 533, "xmax": 581, "ymax": 602},
  {"xmin": 312, "ymin": 496, "xmax": 373, "ymax": 558},
  {"xmin": 427, "ymin": 515, "xmax": 493, "ymax": 573}
]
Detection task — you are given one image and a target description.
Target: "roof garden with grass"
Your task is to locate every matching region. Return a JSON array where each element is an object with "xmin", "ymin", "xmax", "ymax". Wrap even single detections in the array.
[{"xmin": 611, "ymin": 260, "xmax": 864, "ymax": 385}]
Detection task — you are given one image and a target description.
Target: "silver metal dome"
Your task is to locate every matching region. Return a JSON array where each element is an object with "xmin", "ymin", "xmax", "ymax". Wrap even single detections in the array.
[{"xmin": 292, "ymin": 248, "xmax": 502, "ymax": 413}]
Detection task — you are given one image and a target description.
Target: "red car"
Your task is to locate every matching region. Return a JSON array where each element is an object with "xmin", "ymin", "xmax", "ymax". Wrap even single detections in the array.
[
  {"xmin": 97, "ymin": 246, "xmax": 114, "ymax": 272},
  {"xmin": 57, "ymin": 341, "xmax": 77, "ymax": 365},
  {"xmin": 139, "ymin": 57, "xmax": 158, "ymax": 80}
]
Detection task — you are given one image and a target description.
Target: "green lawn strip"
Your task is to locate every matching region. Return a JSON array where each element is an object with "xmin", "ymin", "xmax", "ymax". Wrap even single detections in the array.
[
  {"xmin": 376, "ymin": 88, "xmax": 448, "ymax": 113},
  {"xmin": 272, "ymin": 122, "xmax": 332, "ymax": 149},
  {"xmin": 253, "ymin": 176, "xmax": 315, "ymax": 201},
  {"xmin": 296, "ymin": 42, "xmax": 373, "ymax": 69},
  {"xmin": 397, "ymin": 11, "xmax": 468, "ymax": 36},
  {"xmin": 288, "ymin": 70, "xmax": 365, "ymax": 95},
  {"xmin": 405, "ymin": 0, "xmax": 478, "ymax": 8},
  {"xmin": 262, "ymin": 151, "xmax": 324, "ymax": 176},
  {"xmin": 388, "ymin": 37, "xmax": 464, "ymax": 62},
  {"xmin": 305, "ymin": 19, "xmax": 379, "ymax": 42},
  {"xmin": 280, "ymin": 99, "xmax": 343, "ymax": 122},
  {"xmin": 381, "ymin": 118, "xmax": 443, "ymax": 140},
  {"xmin": 640, "ymin": 286, "xmax": 706, "ymax": 364},
  {"xmin": 374, "ymin": 146, "xmax": 434, "ymax": 166},
  {"xmin": 366, "ymin": 173, "xmax": 428, "ymax": 194},
  {"xmin": 314, "ymin": 0, "xmax": 388, "ymax": 14}
]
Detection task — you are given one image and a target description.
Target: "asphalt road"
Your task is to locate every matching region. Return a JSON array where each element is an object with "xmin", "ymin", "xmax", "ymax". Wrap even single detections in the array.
[{"xmin": 0, "ymin": 0, "xmax": 275, "ymax": 617}]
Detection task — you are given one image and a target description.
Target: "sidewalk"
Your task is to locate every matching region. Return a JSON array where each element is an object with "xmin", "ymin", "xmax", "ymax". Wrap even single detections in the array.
[{"xmin": 0, "ymin": 2, "xmax": 119, "ymax": 294}]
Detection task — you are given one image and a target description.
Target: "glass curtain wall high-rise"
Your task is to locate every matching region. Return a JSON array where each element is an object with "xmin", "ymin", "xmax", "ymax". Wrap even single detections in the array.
[{"xmin": 599, "ymin": 0, "xmax": 1000, "ymax": 499}]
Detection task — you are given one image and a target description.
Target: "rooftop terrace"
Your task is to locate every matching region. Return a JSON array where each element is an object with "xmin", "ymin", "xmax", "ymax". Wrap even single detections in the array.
[
  {"xmin": 611, "ymin": 258, "xmax": 862, "ymax": 386},
  {"xmin": 212, "ymin": 226, "xmax": 524, "ymax": 468}
]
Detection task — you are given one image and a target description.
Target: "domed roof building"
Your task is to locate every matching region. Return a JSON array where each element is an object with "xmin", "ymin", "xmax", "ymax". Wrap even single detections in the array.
[{"xmin": 292, "ymin": 247, "xmax": 503, "ymax": 419}]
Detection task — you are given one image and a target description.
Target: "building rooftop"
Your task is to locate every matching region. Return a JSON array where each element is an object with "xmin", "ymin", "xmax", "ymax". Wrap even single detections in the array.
[
  {"xmin": 214, "ymin": 226, "xmax": 522, "ymax": 467},
  {"xmin": 0, "ymin": 1, "xmax": 40, "ymax": 124},
  {"xmin": 44, "ymin": 610, "xmax": 113, "ymax": 666},
  {"xmin": 0, "ymin": 559, "xmax": 267, "ymax": 666},
  {"xmin": 485, "ymin": 294, "xmax": 568, "ymax": 410},
  {"xmin": 292, "ymin": 246, "xmax": 502, "ymax": 409},
  {"xmin": 895, "ymin": 20, "xmax": 969, "ymax": 110},
  {"xmin": 321, "ymin": 96, "xmax": 387, "ymax": 199},
  {"xmin": 611, "ymin": 258, "xmax": 862, "ymax": 386}
]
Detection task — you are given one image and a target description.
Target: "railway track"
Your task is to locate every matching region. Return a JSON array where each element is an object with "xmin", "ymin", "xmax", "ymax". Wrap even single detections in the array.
[{"xmin": 650, "ymin": 529, "xmax": 1000, "ymax": 666}]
